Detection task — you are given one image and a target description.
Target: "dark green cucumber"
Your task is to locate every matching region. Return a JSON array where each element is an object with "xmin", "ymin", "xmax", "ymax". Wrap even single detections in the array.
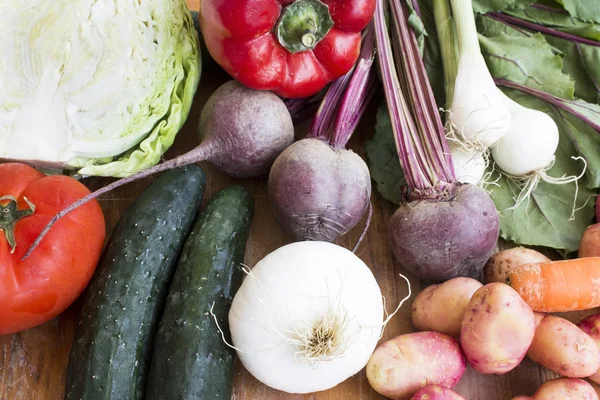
[
  {"xmin": 64, "ymin": 165, "xmax": 206, "ymax": 400},
  {"xmin": 146, "ymin": 185, "xmax": 254, "ymax": 400}
]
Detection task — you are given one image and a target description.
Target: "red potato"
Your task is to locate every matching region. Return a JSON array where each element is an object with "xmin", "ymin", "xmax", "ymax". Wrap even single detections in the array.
[
  {"xmin": 527, "ymin": 313, "xmax": 600, "ymax": 378},
  {"xmin": 578, "ymin": 313, "xmax": 600, "ymax": 383},
  {"xmin": 511, "ymin": 378, "xmax": 598, "ymax": 400},
  {"xmin": 366, "ymin": 332, "xmax": 466, "ymax": 400},
  {"xmin": 460, "ymin": 283, "xmax": 536, "ymax": 375},
  {"xmin": 484, "ymin": 247, "xmax": 550, "ymax": 283},
  {"xmin": 411, "ymin": 277, "xmax": 482, "ymax": 337},
  {"xmin": 411, "ymin": 385, "xmax": 465, "ymax": 399},
  {"xmin": 579, "ymin": 223, "xmax": 600, "ymax": 257}
]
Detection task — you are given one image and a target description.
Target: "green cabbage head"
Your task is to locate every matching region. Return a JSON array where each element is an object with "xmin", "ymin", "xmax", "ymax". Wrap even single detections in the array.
[{"xmin": 0, "ymin": 0, "xmax": 201, "ymax": 177}]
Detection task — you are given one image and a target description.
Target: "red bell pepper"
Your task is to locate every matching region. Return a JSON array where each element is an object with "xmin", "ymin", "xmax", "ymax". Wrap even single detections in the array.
[{"xmin": 199, "ymin": 0, "xmax": 376, "ymax": 98}]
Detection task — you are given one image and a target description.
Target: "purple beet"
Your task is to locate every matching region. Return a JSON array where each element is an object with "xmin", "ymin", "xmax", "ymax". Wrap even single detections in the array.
[
  {"xmin": 389, "ymin": 184, "xmax": 499, "ymax": 281},
  {"xmin": 199, "ymin": 80, "xmax": 294, "ymax": 178},
  {"xmin": 269, "ymin": 138, "xmax": 371, "ymax": 241},
  {"xmin": 373, "ymin": 2, "xmax": 500, "ymax": 282},
  {"xmin": 268, "ymin": 27, "xmax": 377, "ymax": 243}
]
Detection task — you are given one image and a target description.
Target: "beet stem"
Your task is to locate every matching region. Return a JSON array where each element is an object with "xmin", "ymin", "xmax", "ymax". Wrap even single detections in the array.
[
  {"xmin": 284, "ymin": 95, "xmax": 323, "ymax": 124},
  {"xmin": 487, "ymin": 12, "xmax": 600, "ymax": 47},
  {"xmin": 308, "ymin": 65, "xmax": 356, "ymax": 142},
  {"xmin": 22, "ymin": 145, "xmax": 212, "ymax": 260},
  {"xmin": 390, "ymin": 0, "xmax": 455, "ymax": 183},
  {"xmin": 410, "ymin": 0, "xmax": 422, "ymax": 18},
  {"xmin": 351, "ymin": 201, "xmax": 373, "ymax": 253},
  {"xmin": 331, "ymin": 23, "xmax": 377, "ymax": 149},
  {"xmin": 309, "ymin": 27, "xmax": 378, "ymax": 145},
  {"xmin": 495, "ymin": 78, "xmax": 600, "ymax": 133},
  {"xmin": 530, "ymin": 4, "xmax": 567, "ymax": 14},
  {"xmin": 374, "ymin": 0, "xmax": 425, "ymax": 189},
  {"xmin": 374, "ymin": 0, "xmax": 456, "ymax": 195}
]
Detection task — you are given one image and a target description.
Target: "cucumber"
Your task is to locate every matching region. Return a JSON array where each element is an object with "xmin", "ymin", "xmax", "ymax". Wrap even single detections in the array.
[
  {"xmin": 64, "ymin": 165, "xmax": 206, "ymax": 400},
  {"xmin": 146, "ymin": 185, "xmax": 254, "ymax": 400}
]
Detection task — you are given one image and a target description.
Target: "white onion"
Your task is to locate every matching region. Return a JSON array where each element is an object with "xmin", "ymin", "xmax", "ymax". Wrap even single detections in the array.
[
  {"xmin": 229, "ymin": 241, "xmax": 385, "ymax": 394},
  {"xmin": 449, "ymin": 143, "xmax": 486, "ymax": 185},
  {"xmin": 492, "ymin": 97, "xmax": 559, "ymax": 176}
]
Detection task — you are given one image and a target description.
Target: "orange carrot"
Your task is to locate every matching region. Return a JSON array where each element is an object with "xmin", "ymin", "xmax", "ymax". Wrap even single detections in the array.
[{"xmin": 507, "ymin": 257, "xmax": 600, "ymax": 312}]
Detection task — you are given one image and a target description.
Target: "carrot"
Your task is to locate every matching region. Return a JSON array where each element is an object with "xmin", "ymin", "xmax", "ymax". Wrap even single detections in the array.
[{"xmin": 507, "ymin": 257, "xmax": 600, "ymax": 312}]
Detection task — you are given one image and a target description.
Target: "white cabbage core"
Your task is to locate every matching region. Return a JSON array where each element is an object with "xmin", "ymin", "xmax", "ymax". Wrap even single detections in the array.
[{"xmin": 0, "ymin": 0, "xmax": 180, "ymax": 162}]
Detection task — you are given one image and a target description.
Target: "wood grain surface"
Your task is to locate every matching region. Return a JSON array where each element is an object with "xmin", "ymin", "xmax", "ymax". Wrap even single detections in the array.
[{"xmin": 0, "ymin": 1, "xmax": 598, "ymax": 399}]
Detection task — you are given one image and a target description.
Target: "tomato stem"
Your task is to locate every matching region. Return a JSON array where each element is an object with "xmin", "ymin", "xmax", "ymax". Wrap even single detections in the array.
[{"xmin": 0, "ymin": 196, "xmax": 35, "ymax": 254}]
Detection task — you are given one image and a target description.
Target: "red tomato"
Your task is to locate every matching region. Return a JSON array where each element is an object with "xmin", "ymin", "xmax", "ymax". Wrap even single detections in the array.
[{"xmin": 0, "ymin": 163, "xmax": 105, "ymax": 335}]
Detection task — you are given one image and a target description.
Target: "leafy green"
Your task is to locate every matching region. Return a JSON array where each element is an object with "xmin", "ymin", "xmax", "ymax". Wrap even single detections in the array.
[
  {"xmin": 477, "ymin": 12, "xmax": 532, "ymax": 37},
  {"xmin": 365, "ymin": 105, "xmax": 405, "ymax": 205},
  {"xmin": 505, "ymin": 6, "xmax": 600, "ymax": 40},
  {"xmin": 544, "ymin": 36, "xmax": 600, "ymax": 104},
  {"xmin": 550, "ymin": 99, "xmax": 600, "ymax": 188},
  {"xmin": 484, "ymin": 8, "xmax": 600, "ymax": 104},
  {"xmin": 478, "ymin": 32, "xmax": 575, "ymax": 98},
  {"xmin": 478, "ymin": 14, "xmax": 600, "ymax": 104},
  {"xmin": 472, "ymin": 0, "xmax": 534, "ymax": 14},
  {"xmin": 555, "ymin": 0, "xmax": 600, "ymax": 24}
]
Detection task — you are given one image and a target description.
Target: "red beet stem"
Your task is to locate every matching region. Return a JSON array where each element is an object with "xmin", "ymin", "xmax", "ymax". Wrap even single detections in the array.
[{"xmin": 22, "ymin": 145, "xmax": 212, "ymax": 260}]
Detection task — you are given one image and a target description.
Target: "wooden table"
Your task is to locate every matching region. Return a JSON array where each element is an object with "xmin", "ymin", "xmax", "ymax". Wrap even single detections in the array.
[{"xmin": 1, "ymin": 1, "xmax": 599, "ymax": 399}]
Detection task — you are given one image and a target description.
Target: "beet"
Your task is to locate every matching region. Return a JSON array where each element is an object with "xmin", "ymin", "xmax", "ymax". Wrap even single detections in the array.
[
  {"xmin": 371, "ymin": 2, "xmax": 502, "ymax": 282},
  {"xmin": 389, "ymin": 184, "xmax": 499, "ymax": 281},
  {"xmin": 199, "ymin": 81, "xmax": 294, "ymax": 178},
  {"xmin": 269, "ymin": 138, "xmax": 371, "ymax": 242}
]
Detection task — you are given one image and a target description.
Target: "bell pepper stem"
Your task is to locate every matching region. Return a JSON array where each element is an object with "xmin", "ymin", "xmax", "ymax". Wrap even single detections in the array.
[
  {"xmin": 276, "ymin": 0, "xmax": 334, "ymax": 53},
  {"xmin": 302, "ymin": 33, "xmax": 317, "ymax": 47},
  {"xmin": 0, "ymin": 196, "xmax": 35, "ymax": 254}
]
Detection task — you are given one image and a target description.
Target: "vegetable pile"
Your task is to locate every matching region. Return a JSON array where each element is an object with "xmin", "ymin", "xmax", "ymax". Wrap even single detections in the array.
[
  {"xmin": 367, "ymin": 0, "xmax": 600, "ymax": 254},
  {"xmin": 5, "ymin": 0, "xmax": 600, "ymax": 399},
  {"xmin": 367, "ymin": 242, "xmax": 600, "ymax": 398}
]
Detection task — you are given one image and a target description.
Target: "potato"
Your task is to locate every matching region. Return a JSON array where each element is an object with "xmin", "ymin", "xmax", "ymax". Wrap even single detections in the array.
[
  {"xmin": 527, "ymin": 313, "xmax": 600, "ymax": 378},
  {"xmin": 367, "ymin": 332, "xmax": 466, "ymax": 400},
  {"xmin": 484, "ymin": 247, "xmax": 550, "ymax": 283},
  {"xmin": 411, "ymin": 385, "xmax": 465, "ymax": 400},
  {"xmin": 579, "ymin": 223, "xmax": 600, "ymax": 257},
  {"xmin": 578, "ymin": 313, "xmax": 600, "ymax": 383},
  {"xmin": 511, "ymin": 378, "xmax": 598, "ymax": 400},
  {"xmin": 411, "ymin": 277, "xmax": 482, "ymax": 337},
  {"xmin": 460, "ymin": 283, "xmax": 535, "ymax": 374}
]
